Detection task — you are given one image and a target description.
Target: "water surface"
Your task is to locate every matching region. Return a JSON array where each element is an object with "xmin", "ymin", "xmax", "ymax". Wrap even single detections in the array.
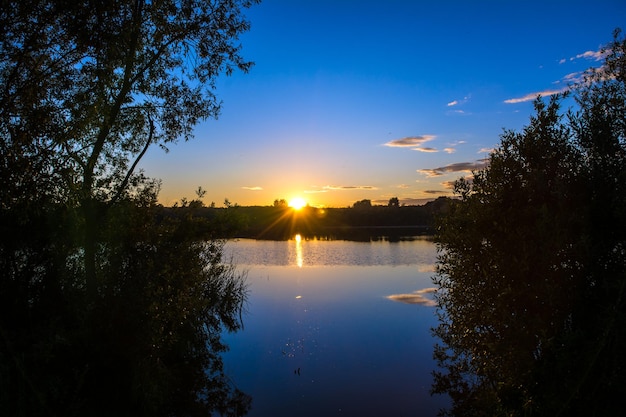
[{"xmin": 222, "ymin": 237, "xmax": 448, "ymax": 417}]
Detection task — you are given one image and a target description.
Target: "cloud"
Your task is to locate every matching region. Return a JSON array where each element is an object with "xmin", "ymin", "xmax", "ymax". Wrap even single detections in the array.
[
  {"xmin": 572, "ymin": 49, "xmax": 606, "ymax": 62},
  {"xmin": 418, "ymin": 160, "xmax": 489, "ymax": 177},
  {"xmin": 417, "ymin": 264, "xmax": 436, "ymax": 273},
  {"xmin": 303, "ymin": 189, "xmax": 328, "ymax": 194},
  {"xmin": 477, "ymin": 147, "xmax": 494, "ymax": 154},
  {"xmin": 441, "ymin": 175, "xmax": 475, "ymax": 190},
  {"xmin": 413, "ymin": 147, "xmax": 438, "ymax": 153},
  {"xmin": 384, "ymin": 135, "xmax": 435, "ymax": 148},
  {"xmin": 386, "ymin": 287, "xmax": 437, "ymax": 306},
  {"xmin": 447, "ymin": 95, "xmax": 471, "ymax": 107},
  {"xmin": 424, "ymin": 190, "xmax": 449, "ymax": 194},
  {"xmin": 241, "ymin": 186, "xmax": 263, "ymax": 191},
  {"xmin": 396, "ymin": 184, "xmax": 410, "ymax": 189},
  {"xmin": 560, "ymin": 48, "xmax": 606, "ymax": 65},
  {"xmin": 504, "ymin": 88, "xmax": 565, "ymax": 104},
  {"xmin": 442, "ymin": 180, "xmax": 456, "ymax": 189},
  {"xmin": 322, "ymin": 185, "xmax": 378, "ymax": 191},
  {"xmin": 443, "ymin": 147, "xmax": 456, "ymax": 154}
]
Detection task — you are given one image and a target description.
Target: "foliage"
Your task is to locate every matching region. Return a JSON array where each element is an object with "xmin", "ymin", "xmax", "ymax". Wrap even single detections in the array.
[
  {"xmin": 353, "ymin": 199, "xmax": 372, "ymax": 209},
  {"xmin": 1, "ymin": 195, "xmax": 251, "ymax": 416},
  {"xmin": 432, "ymin": 30, "xmax": 626, "ymax": 416},
  {"xmin": 0, "ymin": 0, "xmax": 258, "ymax": 415}
]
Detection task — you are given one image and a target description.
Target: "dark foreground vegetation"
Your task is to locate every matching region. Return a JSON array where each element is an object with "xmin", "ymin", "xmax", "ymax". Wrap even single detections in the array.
[
  {"xmin": 0, "ymin": 1, "xmax": 258, "ymax": 416},
  {"xmin": 432, "ymin": 31, "xmax": 626, "ymax": 416},
  {"xmin": 162, "ymin": 197, "xmax": 451, "ymax": 241}
]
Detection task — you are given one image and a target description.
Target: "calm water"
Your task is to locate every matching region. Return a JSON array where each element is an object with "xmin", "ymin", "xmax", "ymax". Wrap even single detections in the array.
[{"xmin": 222, "ymin": 237, "xmax": 448, "ymax": 417}]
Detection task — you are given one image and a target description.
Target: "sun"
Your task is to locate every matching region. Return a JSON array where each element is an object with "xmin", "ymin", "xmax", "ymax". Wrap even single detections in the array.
[{"xmin": 288, "ymin": 197, "xmax": 307, "ymax": 210}]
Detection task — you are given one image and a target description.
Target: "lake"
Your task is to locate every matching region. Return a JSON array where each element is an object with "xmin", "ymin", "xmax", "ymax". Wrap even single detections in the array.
[{"xmin": 222, "ymin": 236, "xmax": 449, "ymax": 417}]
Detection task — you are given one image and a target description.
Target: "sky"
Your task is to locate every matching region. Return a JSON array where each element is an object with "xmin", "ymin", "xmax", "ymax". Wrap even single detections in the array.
[{"xmin": 140, "ymin": 0, "xmax": 626, "ymax": 208}]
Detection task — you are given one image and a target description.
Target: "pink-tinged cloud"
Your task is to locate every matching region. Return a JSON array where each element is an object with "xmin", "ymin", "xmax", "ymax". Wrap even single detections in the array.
[
  {"xmin": 384, "ymin": 135, "xmax": 436, "ymax": 147},
  {"xmin": 413, "ymin": 147, "xmax": 438, "ymax": 153},
  {"xmin": 442, "ymin": 176, "xmax": 475, "ymax": 190},
  {"xmin": 575, "ymin": 50, "xmax": 605, "ymax": 61},
  {"xmin": 418, "ymin": 160, "xmax": 489, "ymax": 177},
  {"xmin": 561, "ymin": 48, "xmax": 606, "ymax": 64},
  {"xmin": 504, "ymin": 88, "xmax": 565, "ymax": 104},
  {"xmin": 447, "ymin": 100, "xmax": 458, "ymax": 107},
  {"xmin": 386, "ymin": 287, "xmax": 437, "ymax": 306},
  {"xmin": 241, "ymin": 186, "xmax": 263, "ymax": 191},
  {"xmin": 322, "ymin": 185, "xmax": 378, "ymax": 191},
  {"xmin": 442, "ymin": 180, "xmax": 456, "ymax": 189},
  {"xmin": 443, "ymin": 147, "xmax": 456, "ymax": 154}
]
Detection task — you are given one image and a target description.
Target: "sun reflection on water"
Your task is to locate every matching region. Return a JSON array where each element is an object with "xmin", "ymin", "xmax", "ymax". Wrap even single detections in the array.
[{"xmin": 294, "ymin": 234, "xmax": 303, "ymax": 267}]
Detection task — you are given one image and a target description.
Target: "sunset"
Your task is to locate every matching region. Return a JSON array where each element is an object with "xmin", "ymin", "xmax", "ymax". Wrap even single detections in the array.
[
  {"xmin": 288, "ymin": 196, "xmax": 307, "ymax": 210},
  {"xmin": 3, "ymin": 1, "xmax": 625, "ymax": 416},
  {"xmin": 139, "ymin": 0, "xmax": 625, "ymax": 208}
]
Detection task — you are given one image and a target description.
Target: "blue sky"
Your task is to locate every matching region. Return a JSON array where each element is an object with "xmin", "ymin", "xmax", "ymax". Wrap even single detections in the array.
[{"xmin": 140, "ymin": 0, "xmax": 625, "ymax": 207}]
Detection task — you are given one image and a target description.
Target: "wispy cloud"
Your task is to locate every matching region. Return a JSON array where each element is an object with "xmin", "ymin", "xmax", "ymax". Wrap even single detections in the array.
[
  {"xmin": 443, "ymin": 147, "xmax": 456, "ymax": 154},
  {"xmin": 386, "ymin": 287, "xmax": 437, "ymax": 306},
  {"xmin": 304, "ymin": 185, "xmax": 378, "ymax": 194},
  {"xmin": 424, "ymin": 190, "xmax": 449, "ymax": 194},
  {"xmin": 513, "ymin": 47, "xmax": 607, "ymax": 103},
  {"xmin": 384, "ymin": 135, "xmax": 436, "ymax": 148},
  {"xmin": 413, "ymin": 147, "xmax": 438, "ymax": 153},
  {"xmin": 447, "ymin": 95, "xmax": 471, "ymax": 107},
  {"xmin": 241, "ymin": 186, "xmax": 263, "ymax": 191},
  {"xmin": 477, "ymin": 147, "xmax": 494, "ymax": 154},
  {"xmin": 418, "ymin": 160, "xmax": 489, "ymax": 177},
  {"xmin": 396, "ymin": 184, "xmax": 410, "ymax": 189},
  {"xmin": 560, "ymin": 48, "xmax": 606, "ymax": 64},
  {"xmin": 442, "ymin": 180, "xmax": 456, "ymax": 189},
  {"xmin": 441, "ymin": 176, "xmax": 475, "ymax": 190},
  {"xmin": 504, "ymin": 88, "xmax": 565, "ymax": 104}
]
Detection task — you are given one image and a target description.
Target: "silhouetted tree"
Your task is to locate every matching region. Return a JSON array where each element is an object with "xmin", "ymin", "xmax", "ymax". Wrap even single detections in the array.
[
  {"xmin": 273, "ymin": 198, "xmax": 288, "ymax": 208},
  {"xmin": 0, "ymin": 0, "xmax": 259, "ymax": 296},
  {"xmin": 388, "ymin": 197, "xmax": 400, "ymax": 207},
  {"xmin": 432, "ymin": 30, "xmax": 626, "ymax": 417},
  {"xmin": 0, "ymin": 0, "xmax": 258, "ymax": 415},
  {"xmin": 353, "ymin": 199, "xmax": 372, "ymax": 209}
]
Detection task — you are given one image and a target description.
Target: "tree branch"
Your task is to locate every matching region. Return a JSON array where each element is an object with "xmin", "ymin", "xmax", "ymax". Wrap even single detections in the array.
[{"xmin": 111, "ymin": 114, "xmax": 154, "ymax": 204}]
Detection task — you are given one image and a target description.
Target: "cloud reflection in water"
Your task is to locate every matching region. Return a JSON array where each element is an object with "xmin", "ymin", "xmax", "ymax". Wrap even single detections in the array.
[{"xmin": 386, "ymin": 287, "xmax": 438, "ymax": 306}]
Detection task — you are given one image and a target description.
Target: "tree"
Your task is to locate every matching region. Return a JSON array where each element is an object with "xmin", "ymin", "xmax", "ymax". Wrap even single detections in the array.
[
  {"xmin": 388, "ymin": 196, "xmax": 400, "ymax": 207},
  {"xmin": 353, "ymin": 199, "xmax": 372, "ymax": 209},
  {"xmin": 273, "ymin": 198, "xmax": 288, "ymax": 208},
  {"xmin": 432, "ymin": 30, "xmax": 626, "ymax": 416},
  {"xmin": 0, "ymin": 1, "xmax": 258, "ymax": 415},
  {"xmin": 0, "ymin": 0, "xmax": 259, "ymax": 296}
]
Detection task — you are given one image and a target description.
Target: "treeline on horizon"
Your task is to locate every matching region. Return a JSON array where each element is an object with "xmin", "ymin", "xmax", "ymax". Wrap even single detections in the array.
[{"xmin": 159, "ymin": 196, "xmax": 452, "ymax": 241}]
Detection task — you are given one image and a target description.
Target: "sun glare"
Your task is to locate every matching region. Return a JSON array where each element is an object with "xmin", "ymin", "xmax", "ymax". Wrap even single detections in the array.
[{"xmin": 288, "ymin": 197, "xmax": 307, "ymax": 210}]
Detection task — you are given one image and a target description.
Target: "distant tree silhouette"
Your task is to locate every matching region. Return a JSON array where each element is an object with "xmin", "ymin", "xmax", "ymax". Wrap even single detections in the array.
[
  {"xmin": 274, "ymin": 198, "xmax": 288, "ymax": 208},
  {"xmin": 432, "ymin": 30, "xmax": 626, "ymax": 416},
  {"xmin": 353, "ymin": 199, "xmax": 372, "ymax": 209},
  {"xmin": 388, "ymin": 197, "xmax": 400, "ymax": 207}
]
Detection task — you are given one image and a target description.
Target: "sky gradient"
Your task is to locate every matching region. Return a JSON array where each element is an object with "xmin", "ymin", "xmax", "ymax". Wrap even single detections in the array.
[{"xmin": 140, "ymin": 0, "xmax": 626, "ymax": 207}]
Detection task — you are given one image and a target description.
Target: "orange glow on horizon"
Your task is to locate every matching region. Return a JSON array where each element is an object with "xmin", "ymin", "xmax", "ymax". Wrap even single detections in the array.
[{"xmin": 288, "ymin": 197, "xmax": 307, "ymax": 210}]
